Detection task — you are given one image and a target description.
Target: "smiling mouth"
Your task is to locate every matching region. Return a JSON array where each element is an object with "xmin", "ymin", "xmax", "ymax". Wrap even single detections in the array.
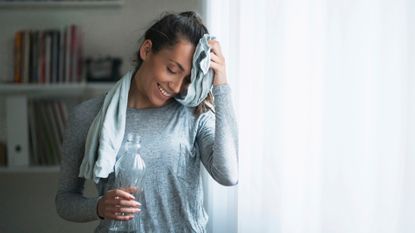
[{"xmin": 157, "ymin": 83, "xmax": 172, "ymax": 97}]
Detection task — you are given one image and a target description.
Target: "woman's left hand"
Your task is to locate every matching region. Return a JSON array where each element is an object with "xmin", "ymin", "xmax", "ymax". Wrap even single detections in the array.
[{"xmin": 209, "ymin": 40, "xmax": 228, "ymax": 86}]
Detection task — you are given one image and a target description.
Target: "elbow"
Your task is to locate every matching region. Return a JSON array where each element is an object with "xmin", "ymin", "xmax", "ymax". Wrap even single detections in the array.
[
  {"xmin": 55, "ymin": 194, "xmax": 66, "ymax": 220},
  {"xmin": 216, "ymin": 172, "xmax": 239, "ymax": 186},
  {"xmin": 55, "ymin": 193, "xmax": 72, "ymax": 221},
  {"xmin": 221, "ymin": 177, "xmax": 239, "ymax": 186},
  {"xmin": 55, "ymin": 193, "xmax": 76, "ymax": 222}
]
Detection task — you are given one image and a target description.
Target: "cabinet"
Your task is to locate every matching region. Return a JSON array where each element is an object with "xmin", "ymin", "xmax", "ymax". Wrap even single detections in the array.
[{"xmin": 0, "ymin": 82, "xmax": 113, "ymax": 172}]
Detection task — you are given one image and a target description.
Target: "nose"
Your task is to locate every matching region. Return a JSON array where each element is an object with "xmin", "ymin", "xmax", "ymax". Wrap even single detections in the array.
[{"xmin": 168, "ymin": 76, "xmax": 186, "ymax": 94}]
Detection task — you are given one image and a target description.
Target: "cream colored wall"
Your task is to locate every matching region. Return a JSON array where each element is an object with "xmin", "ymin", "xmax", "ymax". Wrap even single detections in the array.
[
  {"xmin": 0, "ymin": 0, "xmax": 204, "ymax": 142},
  {"xmin": 0, "ymin": 1, "xmax": 204, "ymax": 232}
]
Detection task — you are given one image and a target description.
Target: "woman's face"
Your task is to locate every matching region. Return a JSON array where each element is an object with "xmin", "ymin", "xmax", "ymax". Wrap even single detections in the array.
[{"xmin": 134, "ymin": 39, "xmax": 194, "ymax": 108}]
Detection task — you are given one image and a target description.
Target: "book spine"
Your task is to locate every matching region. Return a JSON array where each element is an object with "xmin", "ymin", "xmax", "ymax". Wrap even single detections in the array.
[
  {"xmin": 32, "ymin": 31, "xmax": 39, "ymax": 83},
  {"xmin": 23, "ymin": 30, "xmax": 30, "ymax": 83},
  {"xmin": 38, "ymin": 31, "xmax": 45, "ymax": 84},
  {"xmin": 77, "ymin": 27, "xmax": 84, "ymax": 82},
  {"xmin": 65, "ymin": 26, "xmax": 71, "ymax": 83},
  {"xmin": 45, "ymin": 31, "xmax": 51, "ymax": 84},
  {"xmin": 52, "ymin": 31, "xmax": 58, "ymax": 83},
  {"xmin": 28, "ymin": 31, "xmax": 34, "ymax": 83},
  {"xmin": 33, "ymin": 101, "xmax": 46, "ymax": 165},
  {"xmin": 59, "ymin": 28, "xmax": 65, "ymax": 83},
  {"xmin": 14, "ymin": 31, "xmax": 23, "ymax": 83},
  {"xmin": 70, "ymin": 25, "xmax": 78, "ymax": 82},
  {"xmin": 28, "ymin": 100, "xmax": 39, "ymax": 165}
]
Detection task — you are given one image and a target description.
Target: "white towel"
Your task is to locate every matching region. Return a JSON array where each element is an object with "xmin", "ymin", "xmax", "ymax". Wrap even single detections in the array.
[
  {"xmin": 175, "ymin": 34, "xmax": 215, "ymax": 107},
  {"xmin": 78, "ymin": 71, "xmax": 133, "ymax": 183}
]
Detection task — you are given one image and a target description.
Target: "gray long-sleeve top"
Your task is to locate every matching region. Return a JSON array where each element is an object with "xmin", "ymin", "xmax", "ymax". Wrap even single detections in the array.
[{"xmin": 55, "ymin": 84, "xmax": 238, "ymax": 233}]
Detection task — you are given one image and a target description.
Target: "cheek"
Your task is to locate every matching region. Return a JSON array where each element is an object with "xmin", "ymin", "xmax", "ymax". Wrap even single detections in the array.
[
  {"xmin": 151, "ymin": 63, "xmax": 170, "ymax": 82},
  {"xmin": 153, "ymin": 69, "xmax": 170, "ymax": 83}
]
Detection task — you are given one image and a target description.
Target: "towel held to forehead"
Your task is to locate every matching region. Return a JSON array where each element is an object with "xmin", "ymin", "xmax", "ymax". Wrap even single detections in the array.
[
  {"xmin": 78, "ymin": 34, "xmax": 215, "ymax": 183},
  {"xmin": 175, "ymin": 34, "xmax": 215, "ymax": 107}
]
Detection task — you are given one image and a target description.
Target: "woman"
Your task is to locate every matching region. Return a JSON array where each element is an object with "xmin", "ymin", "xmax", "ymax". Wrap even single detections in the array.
[{"xmin": 55, "ymin": 11, "xmax": 238, "ymax": 233}]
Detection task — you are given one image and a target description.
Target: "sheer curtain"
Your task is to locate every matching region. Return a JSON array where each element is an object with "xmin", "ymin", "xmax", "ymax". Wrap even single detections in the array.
[{"xmin": 205, "ymin": 0, "xmax": 415, "ymax": 232}]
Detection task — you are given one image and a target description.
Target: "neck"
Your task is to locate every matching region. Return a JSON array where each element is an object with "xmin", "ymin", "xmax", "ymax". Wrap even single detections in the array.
[{"xmin": 128, "ymin": 69, "xmax": 150, "ymax": 109}]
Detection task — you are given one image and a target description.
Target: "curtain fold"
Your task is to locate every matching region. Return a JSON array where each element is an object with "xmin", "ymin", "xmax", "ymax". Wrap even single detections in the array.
[{"xmin": 206, "ymin": 0, "xmax": 415, "ymax": 232}]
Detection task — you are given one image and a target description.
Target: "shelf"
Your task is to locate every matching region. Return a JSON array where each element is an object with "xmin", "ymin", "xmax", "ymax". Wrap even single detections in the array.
[
  {"xmin": 0, "ymin": 82, "xmax": 114, "ymax": 97},
  {"xmin": 0, "ymin": 0, "xmax": 123, "ymax": 9},
  {"xmin": 0, "ymin": 165, "xmax": 60, "ymax": 173}
]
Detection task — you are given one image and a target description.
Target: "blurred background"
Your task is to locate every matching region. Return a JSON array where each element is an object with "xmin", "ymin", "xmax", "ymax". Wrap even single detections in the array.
[{"xmin": 0, "ymin": 0, "xmax": 414, "ymax": 233}]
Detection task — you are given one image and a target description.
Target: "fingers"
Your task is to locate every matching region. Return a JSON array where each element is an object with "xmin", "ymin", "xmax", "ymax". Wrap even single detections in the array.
[
  {"xmin": 106, "ymin": 198, "xmax": 141, "ymax": 207},
  {"xmin": 104, "ymin": 205, "xmax": 141, "ymax": 221},
  {"xmin": 100, "ymin": 201, "xmax": 141, "ymax": 220},
  {"xmin": 103, "ymin": 205, "xmax": 141, "ymax": 221},
  {"xmin": 107, "ymin": 206, "xmax": 141, "ymax": 214},
  {"xmin": 210, "ymin": 53, "xmax": 225, "ymax": 66},
  {"xmin": 208, "ymin": 40, "xmax": 227, "ymax": 85},
  {"xmin": 123, "ymin": 186, "xmax": 140, "ymax": 194},
  {"xmin": 97, "ymin": 188, "xmax": 142, "ymax": 221},
  {"xmin": 112, "ymin": 189, "xmax": 136, "ymax": 199},
  {"xmin": 106, "ymin": 212, "xmax": 136, "ymax": 221},
  {"xmin": 208, "ymin": 40, "xmax": 223, "ymax": 57}
]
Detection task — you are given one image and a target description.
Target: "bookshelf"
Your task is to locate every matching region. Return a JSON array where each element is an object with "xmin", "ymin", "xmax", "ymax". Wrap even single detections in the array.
[
  {"xmin": 0, "ymin": 0, "xmax": 123, "ymax": 172},
  {"xmin": 0, "ymin": 0, "xmax": 124, "ymax": 9},
  {"xmin": 0, "ymin": 82, "xmax": 114, "ymax": 172},
  {"xmin": 0, "ymin": 82, "xmax": 113, "ymax": 97}
]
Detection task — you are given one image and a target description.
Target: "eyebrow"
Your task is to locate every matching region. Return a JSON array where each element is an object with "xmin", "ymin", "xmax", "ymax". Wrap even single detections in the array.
[{"xmin": 169, "ymin": 59, "xmax": 186, "ymax": 72}]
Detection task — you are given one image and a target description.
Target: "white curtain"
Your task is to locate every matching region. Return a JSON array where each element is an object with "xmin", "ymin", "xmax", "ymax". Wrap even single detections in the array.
[{"xmin": 205, "ymin": 0, "xmax": 415, "ymax": 233}]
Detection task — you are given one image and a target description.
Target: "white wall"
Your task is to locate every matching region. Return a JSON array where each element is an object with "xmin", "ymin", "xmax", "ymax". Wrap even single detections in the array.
[{"xmin": 0, "ymin": 1, "xmax": 205, "ymax": 232}]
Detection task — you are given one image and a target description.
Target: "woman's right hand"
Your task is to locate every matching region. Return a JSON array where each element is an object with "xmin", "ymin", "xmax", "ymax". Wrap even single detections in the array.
[{"xmin": 97, "ymin": 188, "xmax": 141, "ymax": 220}]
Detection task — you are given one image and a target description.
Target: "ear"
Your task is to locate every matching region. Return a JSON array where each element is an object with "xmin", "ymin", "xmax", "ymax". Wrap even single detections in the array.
[{"xmin": 139, "ymin": 39, "xmax": 152, "ymax": 61}]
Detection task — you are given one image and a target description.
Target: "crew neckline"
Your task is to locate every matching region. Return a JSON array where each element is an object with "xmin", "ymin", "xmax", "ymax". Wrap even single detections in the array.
[{"xmin": 127, "ymin": 99, "xmax": 179, "ymax": 112}]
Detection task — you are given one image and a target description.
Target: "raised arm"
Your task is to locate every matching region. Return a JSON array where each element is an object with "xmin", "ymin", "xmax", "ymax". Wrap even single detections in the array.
[{"xmin": 197, "ymin": 84, "xmax": 239, "ymax": 186}]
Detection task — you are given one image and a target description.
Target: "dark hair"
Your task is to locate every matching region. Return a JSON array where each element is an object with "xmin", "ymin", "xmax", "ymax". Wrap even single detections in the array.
[{"xmin": 134, "ymin": 11, "xmax": 214, "ymax": 116}]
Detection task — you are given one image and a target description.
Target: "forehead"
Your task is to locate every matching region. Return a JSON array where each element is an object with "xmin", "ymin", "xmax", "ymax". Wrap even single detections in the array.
[{"xmin": 158, "ymin": 40, "xmax": 194, "ymax": 73}]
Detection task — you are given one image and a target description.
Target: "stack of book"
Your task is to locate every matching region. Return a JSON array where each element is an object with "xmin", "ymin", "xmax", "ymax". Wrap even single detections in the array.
[
  {"xmin": 28, "ymin": 100, "xmax": 68, "ymax": 165},
  {"xmin": 13, "ymin": 24, "xmax": 83, "ymax": 84}
]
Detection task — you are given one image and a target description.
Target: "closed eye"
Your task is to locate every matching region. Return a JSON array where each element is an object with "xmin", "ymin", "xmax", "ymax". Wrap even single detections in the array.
[{"xmin": 167, "ymin": 67, "xmax": 177, "ymax": 74}]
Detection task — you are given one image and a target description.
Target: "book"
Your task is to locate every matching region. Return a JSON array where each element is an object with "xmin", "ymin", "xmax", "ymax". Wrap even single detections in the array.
[
  {"xmin": 13, "ymin": 25, "xmax": 84, "ymax": 84},
  {"xmin": 22, "ymin": 30, "xmax": 30, "ymax": 83},
  {"xmin": 45, "ymin": 100, "xmax": 62, "ymax": 164},
  {"xmin": 33, "ymin": 101, "xmax": 47, "ymax": 165},
  {"xmin": 44, "ymin": 31, "xmax": 51, "ymax": 84},
  {"xmin": 28, "ymin": 100, "xmax": 39, "ymax": 165},
  {"xmin": 14, "ymin": 31, "xmax": 22, "ymax": 83},
  {"xmin": 64, "ymin": 26, "xmax": 71, "ymax": 82}
]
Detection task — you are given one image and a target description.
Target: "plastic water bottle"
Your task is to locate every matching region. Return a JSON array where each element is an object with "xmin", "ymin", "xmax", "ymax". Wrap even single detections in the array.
[{"xmin": 109, "ymin": 133, "xmax": 146, "ymax": 232}]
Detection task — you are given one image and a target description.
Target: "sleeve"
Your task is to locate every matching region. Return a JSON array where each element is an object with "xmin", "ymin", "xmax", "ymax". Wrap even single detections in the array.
[
  {"xmin": 197, "ymin": 84, "xmax": 239, "ymax": 186},
  {"xmin": 55, "ymin": 106, "xmax": 101, "ymax": 222}
]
